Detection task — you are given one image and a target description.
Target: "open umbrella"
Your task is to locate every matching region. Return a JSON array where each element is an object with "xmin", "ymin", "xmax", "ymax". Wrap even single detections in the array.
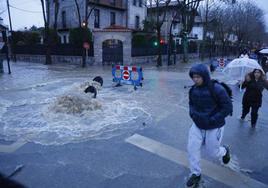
[
  {"xmin": 223, "ymin": 57, "xmax": 264, "ymax": 90},
  {"xmin": 259, "ymin": 48, "xmax": 268, "ymax": 54}
]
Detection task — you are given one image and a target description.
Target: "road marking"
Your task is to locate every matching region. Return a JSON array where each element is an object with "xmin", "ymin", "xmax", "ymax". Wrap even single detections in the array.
[
  {"xmin": 126, "ymin": 134, "xmax": 268, "ymax": 188},
  {"xmin": 0, "ymin": 140, "xmax": 27, "ymax": 153}
]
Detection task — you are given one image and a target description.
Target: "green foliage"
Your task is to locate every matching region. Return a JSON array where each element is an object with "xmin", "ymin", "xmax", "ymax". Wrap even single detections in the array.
[
  {"xmin": 69, "ymin": 27, "xmax": 92, "ymax": 47},
  {"xmin": 48, "ymin": 29, "xmax": 61, "ymax": 45},
  {"xmin": 39, "ymin": 28, "xmax": 61, "ymax": 45},
  {"xmin": 11, "ymin": 31, "xmax": 41, "ymax": 45},
  {"xmin": 142, "ymin": 19, "xmax": 156, "ymax": 33},
  {"xmin": 132, "ymin": 33, "xmax": 158, "ymax": 48}
]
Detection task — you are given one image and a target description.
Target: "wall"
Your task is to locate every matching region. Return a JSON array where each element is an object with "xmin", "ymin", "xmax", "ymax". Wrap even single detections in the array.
[
  {"xmin": 127, "ymin": 0, "xmax": 147, "ymax": 29},
  {"xmin": 93, "ymin": 30, "xmax": 132, "ymax": 65},
  {"xmin": 15, "ymin": 54, "xmax": 94, "ymax": 65}
]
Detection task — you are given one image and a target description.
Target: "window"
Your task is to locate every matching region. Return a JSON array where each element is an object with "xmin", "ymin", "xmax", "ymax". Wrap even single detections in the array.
[
  {"xmin": 63, "ymin": 35, "xmax": 67, "ymax": 44},
  {"xmin": 94, "ymin": 9, "xmax": 100, "ymax": 28},
  {"xmin": 62, "ymin": 11, "xmax": 66, "ymax": 28},
  {"xmin": 110, "ymin": 0, "xmax": 116, "ymax": 6},
  {"xmin": 110, "ymin": 12, "xmax": 116, "ymax": 26},
  {"xmin": 133, "ymin": 0, "xmax": 136, "ymax": 6},
  {"xmin": 139, "ymin": 0, "xmax": 142, "ymax": 7},
  {"xmin": 135, "ymin": 16, "xmax": 140, "ymax": 29}
]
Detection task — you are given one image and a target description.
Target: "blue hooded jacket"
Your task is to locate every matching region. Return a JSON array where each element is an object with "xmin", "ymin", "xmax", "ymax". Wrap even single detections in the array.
[{"xmin": 189, "ymin": 64, "xmax": 232, "ymax": 130}]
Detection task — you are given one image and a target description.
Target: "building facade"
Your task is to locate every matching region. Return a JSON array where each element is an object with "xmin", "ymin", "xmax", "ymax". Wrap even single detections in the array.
[
  {"xmin": 147, "ymin": 2, "xmax": 204, "ymax": 43},
  {"xmin": 47, "ymin": 0, "xmax": 147, "ymax": 44}
]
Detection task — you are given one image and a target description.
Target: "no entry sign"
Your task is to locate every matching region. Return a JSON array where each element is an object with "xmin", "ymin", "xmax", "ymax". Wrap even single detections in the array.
[
  {"xmin": 219, "ymin": 58, "xmax": 225, "ymax": 68},
  {"xmin": 123, "ymin": 70, "xmax": 130, "ymax": 80},
  {"xmin": 83, "ymin": 42, "xmax": 90, "ymax": 49},
  {"xmin": 112, "ymin": 65, "xmax": 144, "ymax": 90}
]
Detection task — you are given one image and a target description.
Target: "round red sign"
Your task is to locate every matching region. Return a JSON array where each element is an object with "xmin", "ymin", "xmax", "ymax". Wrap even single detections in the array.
[
  {"xmin": 83, "ymin": 42, "xmax": 90, "ymax": 49},
  {"xmin": 123, "ymin": 70, "xmax": 130, "ymax": 80},
  {"xmin": 219, "ymin": 59, "xmax": 225, "ymax": 67}
]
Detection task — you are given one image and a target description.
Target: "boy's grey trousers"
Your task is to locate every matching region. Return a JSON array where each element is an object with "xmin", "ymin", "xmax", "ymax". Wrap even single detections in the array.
[{"xmin": 187, "ymin": 123, "xmax": 227, "ymax": 176}]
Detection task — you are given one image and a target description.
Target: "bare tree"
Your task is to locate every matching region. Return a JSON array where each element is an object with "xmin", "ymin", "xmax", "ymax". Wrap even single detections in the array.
[
  {"xmin": 53, "ymin": 0, "xmax": 60, "ymax": 30},
  {"xmin": 74, "ymin": 0, "xmax": 82, "ymax": 27},
  {"xmin": 147, "ymin": 0, "xmax": 171, "ymax": 67},
  {"xmin": 85, "ymin": 0, "xmax": 98, "ymax": 28},
  {"xmin": 41, "ymin": 0, "xmax": 52, "ymax": 64},
  {"xmin": 199, "ymin": 0, "xmax": 220, "ymax": 57},
  {"xmin": 167, "ymin": 6, "xmax": 178, "ymax": 65},
  {"xmin": 72, "ymin": 0, "xmax": 96, "ymax": 67},
  {"xmin": 73, "ymin": 0, "xmax": 97, "ymax": 28},
  {"xmin": 207, "ymin": 0, "xmax": 266, "ymax": 55},
  {"xmin": 209, "ymin": 4, "xmax": 233, "ymax": 56},
  {"xmin": 176, "ymin": 0, "xmax": 203, "ymax": 63},
  {"xmin": 231, "ymin": 1, "xmax": 266, "ymax": 46}
]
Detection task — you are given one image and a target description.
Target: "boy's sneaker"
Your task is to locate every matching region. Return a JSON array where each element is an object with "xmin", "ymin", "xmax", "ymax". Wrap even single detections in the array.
[
  {"xmin": 239, "ymin": 116, "xmax": 246, "ymax": 121},
  {"xmin": 222, "ymin": 146, "xmax": 231, "ymax": 164},
  {"xmin": 186, "ymin": 174, "xmax": 201, "ymax": 187},
  {"xmin": 251, "ymin": 124, "xmax": 256, "ymax": 128}
]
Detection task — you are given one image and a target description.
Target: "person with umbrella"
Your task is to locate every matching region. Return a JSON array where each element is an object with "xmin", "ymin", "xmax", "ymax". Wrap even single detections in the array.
[
  {"xmin": 240, "ymin": 69, "xmax": 268, "ymax": 128},
  {"xmin": 222, "ymin": 57, "xmax": 264, "ymax": 90},
  {"xmin": 261, "ymin": 56, "xmax": 268, "ymax": 73}
]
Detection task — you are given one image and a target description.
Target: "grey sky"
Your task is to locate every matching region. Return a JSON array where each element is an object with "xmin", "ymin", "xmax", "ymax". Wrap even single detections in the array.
[{"xmin": 1, "ymin": 0, "xmax": 268, "ymax": 31}]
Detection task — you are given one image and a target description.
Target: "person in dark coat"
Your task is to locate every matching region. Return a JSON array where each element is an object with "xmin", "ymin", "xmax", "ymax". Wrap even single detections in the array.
[
  {"xmin": 241, "ymin": 69, "xmax": 268, "ymax": 127},
  {"xmin": 209, "ymin": 61, "xmax": 216, "ymax": 73},
  {"xmin": 261, "ymin": 56, "xmax": 268, "ymax": 73},
  {"xmin": 186, "ymin": 64, "xmax": 233, "ymax": 187}
]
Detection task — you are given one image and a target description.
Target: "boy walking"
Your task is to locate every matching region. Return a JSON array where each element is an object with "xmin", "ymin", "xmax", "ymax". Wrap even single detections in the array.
[{"xmin": 187, "ymin": 64, "xmax": 233, "ymax": 187}]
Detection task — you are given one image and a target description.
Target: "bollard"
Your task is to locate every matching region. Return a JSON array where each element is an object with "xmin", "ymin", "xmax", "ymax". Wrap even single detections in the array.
[
  {"xmin": 112, "ymin": 65, "xmax": 144, "ymax": 90},
  {"xmin": 0, "ymin": 58, "xmax": 3, "ymax": 73}
]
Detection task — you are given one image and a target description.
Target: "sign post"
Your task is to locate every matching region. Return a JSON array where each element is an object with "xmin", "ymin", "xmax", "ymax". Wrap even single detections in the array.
[{"xmin": 83, "ymin": 42, "xmax": 90, "ymax": 61}]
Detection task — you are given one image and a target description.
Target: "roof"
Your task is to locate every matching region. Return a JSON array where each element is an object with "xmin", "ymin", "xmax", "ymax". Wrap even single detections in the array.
[
  {"xmin": 148, "ymin": 1, "xmax": 182, "ymax": 9},
  {"xmin": 0, "ymin": 24, "xmax": 8, "ymax": 31},
  {"xmin": 0, "ymin": 17, "xmax": 8, "ymax": 31},
  {"xmin": 94, "ymin": 25, "xmax": 132, "ymax": 32}
]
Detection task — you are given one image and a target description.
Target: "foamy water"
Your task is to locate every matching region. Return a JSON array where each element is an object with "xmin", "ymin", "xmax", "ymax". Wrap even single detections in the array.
[
  {"xmin": 0, "ymin": 79, "xmax": 152, "ymax": 145},
  {"xmin": 223, "ymin": 155, "xmax": 253, "ymax": 174}
]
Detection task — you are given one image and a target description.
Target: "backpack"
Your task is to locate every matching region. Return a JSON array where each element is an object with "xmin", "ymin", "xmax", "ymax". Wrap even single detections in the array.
[
  {"xmin": 189, "ymin": 79, "xmax": 233, "ymax": 116},
  {"xmin": 209, "ymin": 79, "xmax": 233, "ymax": 116}
]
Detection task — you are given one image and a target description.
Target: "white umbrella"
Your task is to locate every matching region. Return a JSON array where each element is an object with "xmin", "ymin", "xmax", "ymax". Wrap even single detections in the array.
[
  {"xmin": 0, "ymin": 42, "xmax": 4, "ymax": 50},
  {"xmin": 223, "ymin": 57, "xmax": 264, "ymax": 90},
  {"xmin": 259, "ymin": 48, "xmax": 268, "ymax": 54}
]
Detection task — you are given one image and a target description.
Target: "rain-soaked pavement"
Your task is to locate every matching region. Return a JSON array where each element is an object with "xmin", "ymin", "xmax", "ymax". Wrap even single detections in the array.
[{"xmin": 0, "ymin": 61, "xmax": 268, "ymax": 188}]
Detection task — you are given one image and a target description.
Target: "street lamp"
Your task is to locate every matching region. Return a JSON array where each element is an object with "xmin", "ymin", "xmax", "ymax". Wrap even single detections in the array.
[{"xmin": 82, "ymin": 21, "xmax": 86, "ymax": 28}]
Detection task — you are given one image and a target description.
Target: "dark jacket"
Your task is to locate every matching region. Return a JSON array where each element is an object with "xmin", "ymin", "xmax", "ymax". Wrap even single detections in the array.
[
  {"xmin": 242, "ymin": 78, "xmax": 268, "ymax": 107},
  {"xmin": 261, "ymin": 57, "xmax": 268, "ymax": 73},
  {"xmin": 189, "ymin": 64, "xmax": 233, "ymax": 130}
]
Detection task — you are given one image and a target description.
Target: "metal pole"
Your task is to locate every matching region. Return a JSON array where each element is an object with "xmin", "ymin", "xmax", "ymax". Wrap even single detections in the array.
[
  {"xmin": 174, "ymin": 38, "xmax": 176, "ymax": 64},
  {"xmin": 6, "ymin": 0, "xmax": 16, "ymax": 62},
  {"xmin": 6, "ymin": 0, "xmax": 13, "ymax": 32},
  {"xmin": 2, "ymin": 30, "xmax": 11, "ymax": 74}
]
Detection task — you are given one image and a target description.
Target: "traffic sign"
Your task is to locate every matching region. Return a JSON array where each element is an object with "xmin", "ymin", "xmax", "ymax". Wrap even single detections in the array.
[
  {"xmin": 83, "ymin": 42, "xmax": 90, "ymax": 49},
  {"xmin": 123, "ymin": 70, "xmax": 130, "ymax": 80},
  {"xmin": 219, "ymin": 58, "xmax": 225, "ymax": 68}
]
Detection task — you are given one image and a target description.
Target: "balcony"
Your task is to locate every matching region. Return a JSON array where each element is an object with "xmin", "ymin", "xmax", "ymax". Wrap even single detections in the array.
[{"xmin": 88, "ymin": 0, "xmax": 126, "ymax": 10}]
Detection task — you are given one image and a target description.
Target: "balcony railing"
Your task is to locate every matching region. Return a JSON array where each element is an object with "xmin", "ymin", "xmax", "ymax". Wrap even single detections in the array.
[{"xmin": 88, "ymin": 0, "xmax": 126, "ymax": 10}]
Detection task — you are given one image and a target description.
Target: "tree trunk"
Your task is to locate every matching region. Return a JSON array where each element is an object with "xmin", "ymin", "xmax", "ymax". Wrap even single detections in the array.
[
  {"xmin": 45, "ymin": 27, "xmax": 52, "ymax": 65},
  {"xmin": 182, "ymin": 33, "xmax": 188, "ymax": 63},
  {"xmin": 74, "ymin": 0, "xmax": 82, "ymax": 27},
  {"xmin": 157, "ymin": 27, "xmax": 162, "ymax": 67},
  {"xmin": 82, "ymin": 48, "xmax": 86, "ymax": 67},
  {"xmin": 53, "ymin": 1, "xmax": 59, "ymax": 31},
  {"xmin": 41, "ymin": 0, "xmax": 52, "ymax": 64},
  {"xmin": 167, "ymin": 22, "xmax": 173, "ymax": 66}
]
